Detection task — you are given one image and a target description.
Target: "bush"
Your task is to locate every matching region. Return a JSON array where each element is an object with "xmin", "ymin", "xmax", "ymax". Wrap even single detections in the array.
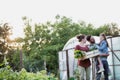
[{"xmin": 0, "ymin": 66, "xmax": 58, "ymax": 80}]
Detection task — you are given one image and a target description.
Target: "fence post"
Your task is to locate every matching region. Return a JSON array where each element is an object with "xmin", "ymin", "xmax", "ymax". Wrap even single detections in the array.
[
  {"xmin": 110, "ymin": 37, "xmax": 116, "ymax": 80},
  {"xmin": 92, "ymin": 57, "xmax": 96, "ymax": 80},
  {"xmin": 66, "ymin": 50, "xmax": 70, "ymax": 79}
]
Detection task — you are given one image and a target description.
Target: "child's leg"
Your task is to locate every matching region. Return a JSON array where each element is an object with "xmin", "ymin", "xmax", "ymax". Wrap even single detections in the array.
[
  {"xmin": 97, "ymin": 57, "xmax": 104, "ymax": 73},
  {"xmin": 97, "ymin": 57, "xmax": 103, "ymax": 66}
]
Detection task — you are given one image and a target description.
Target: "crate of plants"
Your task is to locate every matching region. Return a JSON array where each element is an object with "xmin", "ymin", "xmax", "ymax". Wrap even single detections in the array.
[
  {"xmin": 85, "ymin": 50, "xmax": 99, "ymax": 59},
  {"xmin": 74, "ymin": 49, "xmax": 99, "ymax": 60},
  {"xmin": 74, "ymin": 50, "xmax": 86, "ymax": 60}
]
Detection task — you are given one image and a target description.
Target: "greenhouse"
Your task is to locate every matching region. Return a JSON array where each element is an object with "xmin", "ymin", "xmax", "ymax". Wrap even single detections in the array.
[{"xmin": 58, "ymin": 36, "xmax": 120, "ymax": 80}]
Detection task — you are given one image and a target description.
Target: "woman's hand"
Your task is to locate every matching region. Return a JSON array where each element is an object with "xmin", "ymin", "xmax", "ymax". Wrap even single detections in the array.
[{"xmin": 78, "ymin": 58, "xmax": 85, "ymax": 61}]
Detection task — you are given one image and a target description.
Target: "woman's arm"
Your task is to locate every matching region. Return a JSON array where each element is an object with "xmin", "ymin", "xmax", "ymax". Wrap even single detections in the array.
[
  {"xmin": 99, "ymin": 53, "xmax": 109, "ymax": 57},
  {"xmin": 96, "ymin": 41, "xmax": 107, "ymax": 50}
]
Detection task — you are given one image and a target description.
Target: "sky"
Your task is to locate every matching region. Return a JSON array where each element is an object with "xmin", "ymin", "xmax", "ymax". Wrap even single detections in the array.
[{"xmin": 0, "ymin": 0, "xmax": 120, "ymax": 39}]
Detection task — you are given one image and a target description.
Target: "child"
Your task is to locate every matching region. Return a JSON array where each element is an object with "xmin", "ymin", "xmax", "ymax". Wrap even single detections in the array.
[{"xmin": 86, "ymin": 35, "xmax": 104, "ymax": 73}]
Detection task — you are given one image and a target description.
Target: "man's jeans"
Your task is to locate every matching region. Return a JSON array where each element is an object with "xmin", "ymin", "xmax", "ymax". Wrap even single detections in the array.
[{"xmin": 96, "ymin": 60, "xmax": 109, "ymax": 80}]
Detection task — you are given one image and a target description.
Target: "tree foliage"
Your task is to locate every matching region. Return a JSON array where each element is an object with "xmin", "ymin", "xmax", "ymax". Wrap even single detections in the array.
[
  {"xmin": 0, "ymin": 23, "xmax": 13, "ymax": 66},
  {"xmin": 21, "ymin": 16, "xmax": 120, "ymax": 75},
  {"xmin": 0, "ymin": 16, "xmax": 120, "ymax": 76}
]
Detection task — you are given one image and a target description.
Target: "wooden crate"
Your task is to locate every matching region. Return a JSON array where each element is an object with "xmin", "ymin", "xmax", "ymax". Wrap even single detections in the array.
[{"xmin": 79, "ymin": 50, "xmax": 99, "ymax": 60}]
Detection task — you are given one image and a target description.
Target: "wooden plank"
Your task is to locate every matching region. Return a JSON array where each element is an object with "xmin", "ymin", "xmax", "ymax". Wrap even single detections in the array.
[{"xmin": 79, "ymin": 50, "xmax": 99, "ymax": 60}]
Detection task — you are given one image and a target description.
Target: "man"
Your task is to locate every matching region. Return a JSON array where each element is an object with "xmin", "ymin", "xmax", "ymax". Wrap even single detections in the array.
[{"xmin": 86, "ymin": 35, "xmax": 109, "ymax": 80}]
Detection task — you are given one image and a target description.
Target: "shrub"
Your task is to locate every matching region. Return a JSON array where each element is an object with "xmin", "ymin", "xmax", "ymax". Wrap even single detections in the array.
[{"xmin": 0, "ymin": 66, "xmax": 58, "ymax": 80}]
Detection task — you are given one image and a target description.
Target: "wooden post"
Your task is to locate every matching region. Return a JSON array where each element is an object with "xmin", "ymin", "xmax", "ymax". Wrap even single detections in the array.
[
  {"xmin": 66, "ymin": 50, "xmax": 70, "ymax": 79},
  {"xmin": 92, "ymin": 57, "xmax": 96, "ymax": 80},
  {"xmin": 91, "ymin": 50, "xmax": 97, "ymax": 80}
]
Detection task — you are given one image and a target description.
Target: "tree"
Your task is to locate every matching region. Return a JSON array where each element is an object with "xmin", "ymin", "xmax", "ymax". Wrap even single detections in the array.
[
  {"xmin": 21, "ymin": 16, "xmax": 84, "ymax": 74},
  {"xmin": 4, "ymin": 16, "xmax": 118, "ymax": 76},
  {"xmin": 21, "ymin": 16, "xmax": 120, "ymax": 75},
  {"xmin": 0, "ymin": 23, "xmax": 12, "ymax": 67},
  {"xmin": 95, "ymin": 23, "xmax": 120, "ymax": 36},
  {"xmin": 22, "ymin": 17, "xmax": 50, "ymax": 72}
]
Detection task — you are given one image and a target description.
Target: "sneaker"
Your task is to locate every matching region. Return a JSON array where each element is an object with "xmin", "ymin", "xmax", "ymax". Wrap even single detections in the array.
[{"xmin": 98, "ymin": 68, "xmax": 104, "ymax": 73}]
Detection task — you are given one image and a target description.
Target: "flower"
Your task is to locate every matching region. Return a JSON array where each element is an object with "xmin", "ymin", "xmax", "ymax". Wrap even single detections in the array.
[{"xmin": 74, "ymin": 50, "xmax": 86, "ymax": 59}]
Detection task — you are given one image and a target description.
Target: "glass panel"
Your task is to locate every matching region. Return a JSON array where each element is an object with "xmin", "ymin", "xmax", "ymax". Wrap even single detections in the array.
[{"xmin": 111, "ymin": 37, "xmax": 120, "ymax": 79}]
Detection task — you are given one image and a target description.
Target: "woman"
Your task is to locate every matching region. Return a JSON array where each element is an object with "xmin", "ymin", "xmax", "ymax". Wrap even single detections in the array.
[
  {"xmin": 96, "ymin": 33, "xmax": 109, "ymax": 80},
  {"xmin": 75, "ymin": 34, "xmax": 91, "ymax": 80}
]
